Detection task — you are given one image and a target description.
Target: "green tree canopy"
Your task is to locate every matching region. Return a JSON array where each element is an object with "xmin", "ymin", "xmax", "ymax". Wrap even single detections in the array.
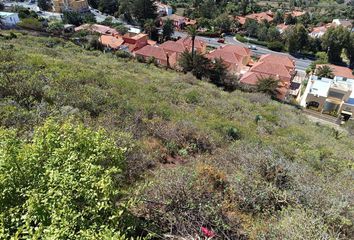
[
  {"xmin": 256, "ymin": 77, "xmax": 280, "ymax": 98},
  {"xmin": 322, "ymin": 26, "xmax": 350, "ymax": 63},
  {"xmin": 316, "ymin": 65, "xmax": 334, "ymax": 78}
]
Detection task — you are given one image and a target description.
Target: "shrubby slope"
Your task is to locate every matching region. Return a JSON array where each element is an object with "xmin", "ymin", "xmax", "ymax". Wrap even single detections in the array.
[{"xmin": 0, "ymin": 32, "xmax": 353, "ymax": 239}]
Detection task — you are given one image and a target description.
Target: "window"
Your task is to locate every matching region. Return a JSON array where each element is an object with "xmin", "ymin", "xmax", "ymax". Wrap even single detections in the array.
[{"xmin": 328, "ymin": 91, "xmax": 345, "ymax": 99}]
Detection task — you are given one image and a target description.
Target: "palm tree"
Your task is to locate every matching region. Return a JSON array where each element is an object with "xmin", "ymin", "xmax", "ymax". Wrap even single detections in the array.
[
  {"xmin": 186, "ymin": 25, "xmax": 197, "ymax": 59},
  {"xmin": 316, "ymin": 65, "xmax": 334, "ymax": 78},
  {"xmin": 256, "ymin": 77, "xmax": 280, "ymax": 98},
  {"xmin": 143, "ymin": 19, "xmax": 156, "ymax": 39}
]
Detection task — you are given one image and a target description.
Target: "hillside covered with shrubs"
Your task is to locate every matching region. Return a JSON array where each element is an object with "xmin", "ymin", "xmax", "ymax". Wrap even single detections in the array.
[{"xmin": 0, "ymin": 32, "xmax": 353, "ymax": 239}]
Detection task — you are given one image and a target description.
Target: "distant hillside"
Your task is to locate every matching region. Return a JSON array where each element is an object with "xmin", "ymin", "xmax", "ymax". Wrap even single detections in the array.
[{"xmin": 0, "ymin": 32, "xmax": 353, "ymax": 239}]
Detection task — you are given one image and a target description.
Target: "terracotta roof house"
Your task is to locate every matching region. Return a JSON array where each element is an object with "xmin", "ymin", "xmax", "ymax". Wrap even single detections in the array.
[
  {"xmin": 309, "ymin": 24, "xmax": 332, "ymax": 38},
  {"xmin": 160, "ymin": 40, "xmax": 186, "ymax": 55},
  {"xmin": 276, "ymin": 23, "xmax": 289, "ymax": 34},
  {"xmin": 235, "ymin": 16, "xmax": 247, "ymax": 25},
  {"xmin": 75, "ymin": 24, "xmax": 118, "ymax": 35},
  {"xmin": 285, "ymin": 10, "xmax": 306, "ymax": 18},
  {"xmin": 239, "ymin": 54, "xmax": 296, "ymax": 100},
  {"xmin": 245, "ymin": 12, "xmax": 274, "ymax": 23},
  {"xmin": 122, "ymin": 33, "xmax": 149, "ymax": 52},
  {"xmin": 258, "ymin": 54, "xmax": 295, "ymax": 73},
  {"xmin": 135, "ymin": 45, "xmax": 168, "ymax": 65},
  {"xmin": 161, "ymin": 14, "xmax": 186, "ymax": 29},
  {"xmin": 176, "ymin": 37, "xmax": 207, "ymax": 54},
  {"xmin": 134, "ymin": 45, "xmax": 179, "ymax": 68},
  {"xmin": 99, "ymin": 35, "xmax": 124, "ymax": 50},
  {"xmin": 206, "ymin": 45, "xmax": 251, "ymax": 74},
  {"xmin": 250, "ymin": 61, "xmax": 292, "ymax": 82}
]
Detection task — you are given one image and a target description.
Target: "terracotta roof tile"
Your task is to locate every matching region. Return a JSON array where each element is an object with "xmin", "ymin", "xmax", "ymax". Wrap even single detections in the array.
[
  {"xmin": 250, "ymin": 61, "xmax": 292, "ymax": 81},
  {"xmin": 99, "ymin": 35, "xmax": 124, "ymax": 49},
  {"xmin": 259, "ymin": 54, "xmax": 295, "ymax": 69},
  {"xmin": 160, "ymin": 40, "xmax": 186, "ymax": 53},
  {"xmin": 135, "ymin": 45, "xmax": 167, "ymax": 61}
]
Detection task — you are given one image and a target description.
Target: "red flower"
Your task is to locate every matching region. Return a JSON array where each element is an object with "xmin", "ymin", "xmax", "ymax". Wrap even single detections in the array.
[{"xmin": 201, "ymin": 226, "xmax": 215, "ymax": 238}]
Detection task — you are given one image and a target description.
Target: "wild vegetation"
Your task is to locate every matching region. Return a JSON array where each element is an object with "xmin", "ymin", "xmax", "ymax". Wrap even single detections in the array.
[{"xmin": 0, "ymin": 32, "xmax": 354, "ymax": 239}]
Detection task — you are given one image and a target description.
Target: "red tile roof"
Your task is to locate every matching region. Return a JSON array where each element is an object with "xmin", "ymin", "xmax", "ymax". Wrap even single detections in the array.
[
  {"xmin": 250, "ymin": 61, "xmax": 292, "ymax": 81},
  {"xmin": 99, "ymin": 35, "xmax": 124, "ymax": 49},
  {"xmin": 207, "ymin": 50, "xmax": 242, "ymax": 65},
  {"xmin": 259, "ymin": 54, "xmax": 295, "ymax": 69},
  {"xmin": 160, "ymin": 40, "xmax": 186, "ymax": 53},
  {"xmin": 176, "ymin": 37, "xmax": 206, "ymax": 51},
  {"xmin": 240, "ymin": 72, "xmax": 269, "ymax": 85},
  {"xmin": 219, "ymin": 45, "xmax": 251, "ymax": 57},
  {"xmin": 317, "ymin": 64, "xmax": 354, "ymax": 79},
  {"xmin": 135, "ymin": 45, "xmax": 167, "ymax": 61},
  {"xmin": 246, "ymin": 12, "xmax": 273, "ymax": 23},
  {"xmin": 235, "ymin": 16, "xmax": 247, "ymax": 25}
]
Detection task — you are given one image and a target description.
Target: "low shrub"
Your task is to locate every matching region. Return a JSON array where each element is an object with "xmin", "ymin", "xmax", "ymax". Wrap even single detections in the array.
[{"xmin": 267, "ymin": 41, "xmax": 284, "ymax": 52}]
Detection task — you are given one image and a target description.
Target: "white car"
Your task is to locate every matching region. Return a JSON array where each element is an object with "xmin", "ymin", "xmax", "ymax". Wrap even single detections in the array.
[{"xmin": 248, "ymin": 45, "xmax": 257, "ymax": 50}]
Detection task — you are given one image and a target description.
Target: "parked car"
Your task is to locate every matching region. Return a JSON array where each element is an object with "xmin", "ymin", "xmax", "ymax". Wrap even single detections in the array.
[{"xmin": 248, "ymin": 45, "xmax": 257, "ymax": 50}]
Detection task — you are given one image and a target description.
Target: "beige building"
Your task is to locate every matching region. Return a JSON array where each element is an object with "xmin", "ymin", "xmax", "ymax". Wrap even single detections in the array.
[
  {"xmin": 53, "ymin": 0, "xmax": 89, "ymax": 13},
  {"xmin": 304, "ymin": 64, "xmax": 354, "ymax": 120}
]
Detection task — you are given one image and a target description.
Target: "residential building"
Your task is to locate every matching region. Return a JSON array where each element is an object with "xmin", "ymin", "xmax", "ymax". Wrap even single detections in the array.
[
  {"xmin": 122, "ymin": 33, "xmax": 149, "ymax": 52},
  {"xmin": 239, "ymin": 54, "xmax": 296, "ymax": 100},
  {"xmin": 309, "ymin": 24, "xmax": 331, "ymax": 38},
  {"xmin": 304, "ymin": 64, "xmax": 354, "ymax": 119},
  {"xmin": 99, "ymin": 35, "xmax": 125, "ymax": 50},
  {"xmin": 75, "ymin": 24, "xmax": 118, "ymax": 35},
  {"xmin": 276, "ymin": 23, "xmax": 289, "ymax": 34},
  {"xmin": 135, "ymin": 45, "xmax": 179, "ymax": 67},
  {"xmin": 258, "ymin": 54, "xmax": 295, "ymax": 74},
  {"xmin": 53, "ymin": 0, "xmax": 89, "ymax": 13},
  {"xmin": 160, "ymin": 14, "xmax": 187, "ymax": 29},
  {"xmin": 285, "ymin": 10, "xmax": 306, "ymax": 18},
  {"xmin": 0, "ymin": 12, "xmax": 20, "ymax": 27},
  {"xmin": 332, "ymin": 19, "xmax": 353, "ymax": 29},
  {"xmin": 245, "ymin": 11, "xmax": 274, "ymax": 23},
  {"xmin": 206, "ymin": 45, "xmax": 251, "ymax": 74},
  {"xmin": 155, "ymin": 1, "xmax": 173, "ymax": 16}
]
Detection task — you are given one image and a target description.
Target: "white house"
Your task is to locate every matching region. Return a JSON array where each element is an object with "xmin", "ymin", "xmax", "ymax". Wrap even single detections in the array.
[
  {"xmin": 155, "ymin": 2, "xmax": 173, "ymax": 16},
  {"xmin": 0, "ymin": 12, "xmax": 20, "ymax": 27}
]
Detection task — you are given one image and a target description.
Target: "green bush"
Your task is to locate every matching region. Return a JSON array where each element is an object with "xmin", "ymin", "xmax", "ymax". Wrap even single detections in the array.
[
  {"xmin": 17, "ymin": 18, "xmax": 43, "ymax": 31},
  {"xmin": 0, "ymin": 120, "xmax": 136, "ymax": 239},
  {"xmin": 267, "ymin": 41, "xmax": 284, "ymax": 52}
]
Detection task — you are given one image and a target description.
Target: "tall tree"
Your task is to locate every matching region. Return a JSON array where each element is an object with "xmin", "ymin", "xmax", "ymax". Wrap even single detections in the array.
[
  {"xmin": 144, "ymin": 19, "xmax": 156, "ymax": 39},
  {"xmin": 162, "ymin": 19, "xmax": 174, "ymax": 41},
  {"xmin": 209, "ymin": 58, "xmax": 228, "ymax": 87},
  {"xmin": 37, "ymin": 0, "xmax": 51, "ymax": 11},
  {"xmin": 256, "ymin": 77, "xmax": 280, "ymax": 98},
  {"xmin": 131, "ymin": 0, "xmax": 157, "ymax": 25},
  {"xmin": 186, "ymin": 25, "xmax": 197, "ymax": 59},
  {"xmin": 346, "ymin": 33, "xmax": 354, "ymax": 69},
  {"xmin": 322, "ymin": 26, "xmax": 350, "ymax": 63},
  {"xmin": 179, "ymin": 51, "xmax": 210, "ymax": 79}
]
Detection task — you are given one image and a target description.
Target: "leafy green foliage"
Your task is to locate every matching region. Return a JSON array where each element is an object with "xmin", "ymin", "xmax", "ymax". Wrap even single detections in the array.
[
  {"xmin": 316, "ymin": 65, "xmax": 334, "ymax": 78},
  {"xmin": 0, "ymin": 120, "xmax": 131, "ymax": 239}
]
